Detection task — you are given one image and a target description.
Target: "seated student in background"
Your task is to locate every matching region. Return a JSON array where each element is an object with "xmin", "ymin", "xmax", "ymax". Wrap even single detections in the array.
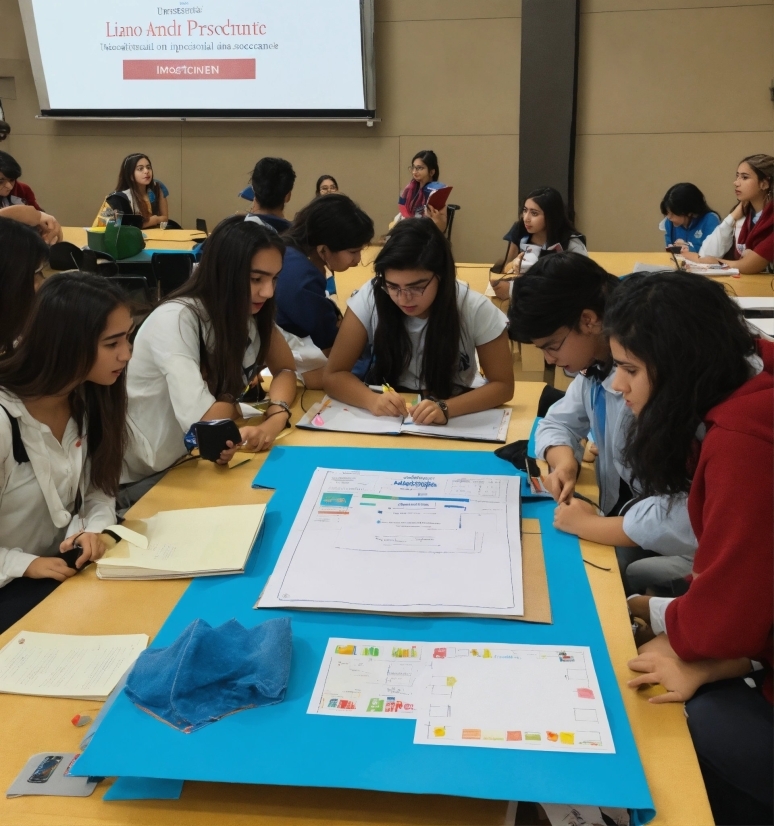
[
  {"xmin": 491, "ymin": 186, "xmax": 587, "ymax": 300},
  {"xmin": 315, "ymin": 175, "xmax": 339, "ymax": 196},
  {"xmin": 274, "ymin": 194, "xmax": 374, "ymax": 390},
  {"xmin": 0, "ymin": 205, "xmax": 62, "ymax": 244},
  {"xmin": 0, "ymin": 217, "xmax": 49, "ymax": 357},
  {"xmin": 659, "ymin": 182, "xmax": 720, "ymax": 252},
  {"xmin": 103, "ymin": 153, "xmax": 169, "ymax": 229},
  {"xmin": 0, "ymin": 151, "xmax": 42, "ymax": 210},
  {"xmin": 610, "ymin": 273, "xmax": 773, "ymax": 826},
  {"xmin": 324, "ymin": 218, "xmax": 513, "ymax": 423},
  {"xmin": 122, "ymin": 216, "xmax": 297, "ymax": 485},
  {"xmin": 0, "ymin": 273, "xmax": 132, "ymax": 633},
  {"xmin": 681, "ymin": 154, "xmax": 773, "ymax": 273},
  {"xmin": 397, "ymin": 150, "xmax": 448, "ymax": 233},
  {"xmin": 508, "ymin": 253, "xmax": 696, "ymax": 594},
  {"xmin": 242, "ymin": 157, "xmax": 296, "ymax": 233}
]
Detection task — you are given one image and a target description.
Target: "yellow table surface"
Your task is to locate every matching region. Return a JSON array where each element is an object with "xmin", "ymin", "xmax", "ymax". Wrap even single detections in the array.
[
  {"xmin": 0, "ymin": 383, "xmax": 711, "ymax": 825},
  {"xmin": 62, "ymin": 226, "xmax": 202, "ymax": 252}
]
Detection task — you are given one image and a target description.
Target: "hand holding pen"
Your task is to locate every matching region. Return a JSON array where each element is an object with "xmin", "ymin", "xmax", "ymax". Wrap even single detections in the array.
[{"xmin": 369, "ymin": 383, "xmax": 409, "ymax": 418}]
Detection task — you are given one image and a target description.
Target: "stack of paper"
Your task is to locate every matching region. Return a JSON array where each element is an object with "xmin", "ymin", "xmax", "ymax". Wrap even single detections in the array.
[
  {"xmin": 678, "ymin": 258, "xmax": 739, "ymax": 276},
  {"xmin": 297, "ymin": 396, "xmax": 512, "ymax": 443},
  {"xmin": 0, "ymin": 631, "xmax": 148, "ymax": 701},
  {"xmin": 96, "ymin": 504, "xmax": 266, "ymax": 580}
]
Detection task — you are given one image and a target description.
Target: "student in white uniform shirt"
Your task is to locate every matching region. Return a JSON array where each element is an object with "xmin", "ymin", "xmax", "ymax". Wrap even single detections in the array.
[
  {"xmin": 0, "ymin": 273, "xmax": 132, "ymax": 631},
  {"xmin": 508, "ymin": 253, "xmax": 697, "ymax": 594},
  {"xmin": 123, "ymin": 215, "xmax": 297, "ymax": 484},
  {"xmin": 324, "ymin": 218, "xmax": 513, "ymax": 424}
]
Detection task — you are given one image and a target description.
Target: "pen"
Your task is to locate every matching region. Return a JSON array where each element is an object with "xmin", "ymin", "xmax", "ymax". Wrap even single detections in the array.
[
  {"xmin": 318, "ymin": 398, "xmax": 332, "ymax": 414},
  {"xmin": 382, "ymin": 383, "xmax": 394, "ymax": 394}
]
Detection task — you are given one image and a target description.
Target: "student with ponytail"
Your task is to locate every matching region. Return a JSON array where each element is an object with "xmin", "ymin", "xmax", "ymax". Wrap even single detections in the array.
[{"xmin": 324, "ymin": 218, "xmax": 513, "ymax": 423}]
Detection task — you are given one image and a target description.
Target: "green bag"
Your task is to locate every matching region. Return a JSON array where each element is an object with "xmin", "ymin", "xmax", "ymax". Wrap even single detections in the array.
[{"xmin": 103, "ymin": 222, "xmax": 146, "ymax": 260}]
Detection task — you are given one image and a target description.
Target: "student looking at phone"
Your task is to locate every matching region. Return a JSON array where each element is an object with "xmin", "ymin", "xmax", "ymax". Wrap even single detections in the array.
[
  {"xmin": 658, "ymin": 183, "xmax": 720, "ymax": 253},
  {"xmin": 122, "ymin": 216, "xmax": 297, "ymax": 484}
]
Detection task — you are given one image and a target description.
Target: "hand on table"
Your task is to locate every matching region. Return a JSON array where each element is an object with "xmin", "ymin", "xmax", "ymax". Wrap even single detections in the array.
[
  {"xmin": 24, "ymin": 556, "xmax": 76, "ymax": 581},
  {"xmin": 627, "ymin": 639, "xmax": 706, "ymax": 704},
  {"xmin": 59, "ymin": 531, "xmax": 107, "ymax": 569},
  {"xmin": 217, "ymin": 418, "xmax": 287, "ymax": 463},
  {"xmin": 542, "ymin": 456, "xmax": 579, "ymax": 504},
  {"xmin": 408, "ymin": 399, "xmax": 447, "ymax": 425},
  {"xmin": 369, "ymin": 390, "xmax": 408, "ymax": 418},
  {"xmin": 553, "ymin": 497, "xmax": 596, "ymax": 535}
]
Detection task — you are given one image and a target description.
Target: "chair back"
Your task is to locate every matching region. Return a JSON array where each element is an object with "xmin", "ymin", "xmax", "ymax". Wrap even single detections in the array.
[{"xmin": 152, "ymin": 252, "xmax": 195, "ymax": 297}]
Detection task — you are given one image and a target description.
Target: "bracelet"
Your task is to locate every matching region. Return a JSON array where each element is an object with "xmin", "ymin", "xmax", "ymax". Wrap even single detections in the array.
[
  {"xmin": 264, "ymin": 407, "xmax": 292, "ymax": 428},
  {"xmin": 267, "ymin": 399, "xmax": 291, "ymax": 418}
]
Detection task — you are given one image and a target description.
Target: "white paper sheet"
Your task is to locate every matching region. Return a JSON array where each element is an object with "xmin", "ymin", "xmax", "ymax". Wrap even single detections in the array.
[
  {"xmin": 0, "ymin": 631, "xmax": 148, "ymax": 700},
  {"xmin": 413, "ymin": 643, "xmax": 615, "ymax": 754},
  {"xmin": 257, "ymin": 469, "xmax": 523, "ymax": 616}
]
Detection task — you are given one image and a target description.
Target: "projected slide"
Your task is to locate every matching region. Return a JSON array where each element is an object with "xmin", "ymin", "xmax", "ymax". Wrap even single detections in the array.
[{"xmin": 22, "ymin": 0, "xmax": 368, "ymax": 114}]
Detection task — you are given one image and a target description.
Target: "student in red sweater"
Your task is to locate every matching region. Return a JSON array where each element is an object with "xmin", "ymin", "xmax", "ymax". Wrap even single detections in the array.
[
  {"xmin": 604, "ymin": 272, "xmax": 773, "ymax": 825},
  {"xmin": 0, "ymin": 151, "xmax": 42, "ymax": 210}
]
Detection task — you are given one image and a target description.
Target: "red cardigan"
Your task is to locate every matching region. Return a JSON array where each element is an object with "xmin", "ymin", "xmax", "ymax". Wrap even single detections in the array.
[
  {"xmin": 735, "ymin": 201, "xmax": 773, "ymax": 263},
  {"xmin": 666, "ymin": 339, "xmax": 774, "ymax": 701},
  {"xmin": 8, "ymin": 181, "xmax": 42, "ymax": 211}
]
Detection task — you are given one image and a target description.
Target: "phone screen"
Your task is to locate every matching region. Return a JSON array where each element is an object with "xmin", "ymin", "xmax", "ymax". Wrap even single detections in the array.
[{"xmin": 28, "ymin": 755, "xmax": 62, "ymax": 783}]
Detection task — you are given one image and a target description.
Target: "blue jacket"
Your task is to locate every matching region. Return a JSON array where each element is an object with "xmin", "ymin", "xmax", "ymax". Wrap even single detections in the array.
[{"xmin": 662, "ymin": 212, "xmax": 720, "ymax": 251}]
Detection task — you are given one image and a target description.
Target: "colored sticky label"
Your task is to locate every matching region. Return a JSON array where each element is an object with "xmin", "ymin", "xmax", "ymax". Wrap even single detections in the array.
[
  {"xmin": 560, "ymin": 732, "xmax": 575, "ymax": 745},
  {"xmin": 335, "ymin": 645, "xmax": 355, "ymax": 655},
  {"xmin": 367, "ymin": 698, "xmax": 384, "ymax": 713},
  {"xmin": 547, "ymin": 731, "xmax": 559, "ymax": 742},
  {"xmin": 446, "ymin": 677, "xmax": 457, "ymax": 686},
  {"xmin": 321, "ymin": 492, "xmax": 352, "ymax": 508},
  {"xmin": 525, "ymin": 732, "xmax": 541, "ymax": 741},
  {"xmin": 462, "ymin": 729, "xmax": 481, "ymax": 740},
  {"xmin": 433, "ymin": 648, "xmax": 447, "ymax": 659},
  {"xmin": 433, "ymin": 727, "xmax": 446, "ymax": 738},
  {"xmin": 506, "ymin": 730, "xmax": 523, "ymax": 741},
  {"xmin": 482, "ymin": 730, "xmax": 505, "ymax": 741},
  {"xmin": 577, "ymin": 687, "xmax": 595, "ymax": 699}
]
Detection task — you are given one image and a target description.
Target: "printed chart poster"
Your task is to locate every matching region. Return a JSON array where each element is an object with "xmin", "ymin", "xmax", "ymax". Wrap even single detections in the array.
[
  {"xmin": 25, "ymin": 0, "xmax": 365, "ymax": 111},
  {"xmin": 257, "ymin": 468, "xmax": 524, "ymax": 616}
]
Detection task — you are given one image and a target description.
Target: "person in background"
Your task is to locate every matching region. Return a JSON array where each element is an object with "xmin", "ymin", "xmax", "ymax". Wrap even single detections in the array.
[
  {"xmin": 491, "ymin": 186, "xmax": 587, "ymax": 300},
  {"xmin": 0, "ymin": 217, "xmax": 49, "ymax": 357},
  {"xmin": 274, "ymin": 194, "xmax": 374, "ymax": 389},
  {"xmin": 659, "ymin": 183, "xmax": 720, "ymax": 253},
  {"xmin": 610, "ymin": 272, "xmax": 772, "ymax": 826},
  {"xmin": 397, "ymin": 150, "xmax": 448, "ymax": 233},
  {"xmin": 0, "ymin": 205, "xmax": 62, "ymax": 245},
  {"xmin": 0, "ymin": 151, "xmax": 42, "ymax": 210},
  {"xmin": 315, "ymin": 175, "xmax": 339, "ymax": 196},
  {"xmin": 104, "ymin": 153, "xmax": 169, "ymax": 229},
  {"xmin": 0, "ymin": 273, "xmax": 132, "ymax": 632},
  {"xmin": 242, "ymin": 157, "xmax": 296, "ymax": 233},
  {"xmin": 682, "ymin": 154, "xmax": 773, "ymax": 273},
  {"xmin": 324, "ymin": 218, "xmax": 513, "ymax": 422},
  {"xmin": 0, "ymin": 121, "xmax": 10, "ymax": 142}
]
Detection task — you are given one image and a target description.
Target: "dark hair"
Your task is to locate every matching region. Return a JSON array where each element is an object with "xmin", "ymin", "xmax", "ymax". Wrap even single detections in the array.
[
  {"xmin": 372, "ymin": 218, "xmax": 460, "ymax": 398},
  {"xmin": 412, "ymin": 150, "xmax": 439, "ymax": 182},
  {"xmin": 512, "ymin": 187, "xmax": 580, "ymax": 249},
  {"xmin": 250, "ymin": 157, "xmax": 296, "ymax": 210},
  {"xmin": 0, "ymin": 272, "xmax": 130, "ymax": 495},
  {"xmin": 115, "ymin": 153, "xmax": 162, "ymax": 222},
  {"xmin": 508, "ymin": 252, "xmax": 618, "ymax": 343},
  {"xmin": 315, "ymin": 174, "xmax": 338, "ymax": 195},
  {"xmin": 0, "ymin": 150, "xmax": 22, "ymax": 181},
  {"xmin": 283, "ymin": 193, "xmax": 373, "ymax": 254},
  {"xmin": 0, "ymin": 216, "xmax": 49, "ymax": 356},
  {"xmin": 660, "ymin": 183, "xmax": 717, "ymax": 219},
  {"xmin": 166, "ymin": 215, "xmax": 285, "ymax": 401},
  {"xmin": 604, "ymin": 271, "xmax": 757, "ymax": 497},
  {"xmin": 739, "ymin": 154, "xmax": 774, "ymax": 215},
  {"xmin": 0, "ymin": 121, "xmax": 10, "ymax": 139}
]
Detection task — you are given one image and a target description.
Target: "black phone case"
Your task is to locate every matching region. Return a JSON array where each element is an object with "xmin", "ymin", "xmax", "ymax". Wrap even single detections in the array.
[{"xmin": 193, "ymin": 419, "xmax": 242, "ymax": 461}]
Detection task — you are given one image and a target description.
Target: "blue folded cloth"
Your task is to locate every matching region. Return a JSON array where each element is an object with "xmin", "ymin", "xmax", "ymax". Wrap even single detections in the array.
[
  {"xmin": 238, "ymin": 185, "xmax": 255, "ymax": 202},
  {"xmin": 125, "ymin": 617, "xmax": 292, "ymax": 733}
]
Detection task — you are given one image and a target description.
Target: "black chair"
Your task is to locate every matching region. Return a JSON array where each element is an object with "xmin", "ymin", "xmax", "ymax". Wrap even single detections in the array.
[
  {"xmin": 163, "ymin": 219, "xmax": 182, "ymax": 230},
  {"xmin": 151, "ymin": 252, "xmax": 196, "ymax": 297},
  {"xmin": 445, "ymin": 204, "xmax": 460, "ymax": 242},
  {"xmin": 196, "ymin": 218, "xmax": 208, "ymax": 236},
  {"xmin": 110, "ymin": 274, "xmax": 154, "ymax": 305}
]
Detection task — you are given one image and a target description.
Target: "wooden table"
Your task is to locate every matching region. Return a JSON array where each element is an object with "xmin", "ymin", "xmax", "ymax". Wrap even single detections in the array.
[
  {"xmin": 0, "ymin": 383, "xmax": 711, "ymax": 825},
  {"xmin": 61, "ymin": 226, "xmax": 202, "ymax": 253}
]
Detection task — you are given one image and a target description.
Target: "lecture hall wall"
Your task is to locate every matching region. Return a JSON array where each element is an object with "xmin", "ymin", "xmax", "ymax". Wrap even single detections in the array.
[{"xmin": 0, "ymin": 0, "xmax": 772, "ymax": 262}]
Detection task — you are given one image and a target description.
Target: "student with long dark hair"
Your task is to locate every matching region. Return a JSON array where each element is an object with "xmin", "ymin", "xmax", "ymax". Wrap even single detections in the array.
[
  {"xmin": 491, "ymin": 186, "xmax": 587, "ymax": 300},
  {"xmin": 606, "ymin": 273, "xmax": 773, "ymax": 826},
  {"xmin": 0, "ymin": 150, "xmax": 42, "ymax": 210},
  {"xmin": 0, "ymin": 217, "xmax": 49, "ymax": 356},
  {"xmin": 508, "ymin": 254, "xmax": 696, "ymax": 593},
  {"xmin": 683, "ymin": 154, "xmax": 773, "ymax": 272},
  {"xmin": 397, "ymin": 150, "xmax": 448, "ymax": 232},
  {"xmin": 123, "ymin": 216, "xmax": 297, "ymax": 483},
  {"xmin": 324, "ymin": 218, "xmax": 513, "ymax": 422},
  {"xmin": 104, "ymin": 153, "xmax": 169, "ymax": 229},
  {"xmin": 0, "ymin": 273, "xmax": 132, "ymax": 631},
  {"xmin": 274, "ymin": 193, "xmax": 374, "ymax": 389},
  {"xmin": 659, "ymin": 182, "xmax": 720, "ymax": 252}
]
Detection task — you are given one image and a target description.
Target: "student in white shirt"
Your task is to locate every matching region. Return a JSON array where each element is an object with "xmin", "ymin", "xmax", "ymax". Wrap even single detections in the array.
[
  {"xmin": 324, "ymin": 218, "xmax": 513, "ymax": 424},
  {"xmin": 490, "ymin": 186, "xmax": 587, "ymax": 300},
  {"xmin": 0, "ymin": 273, "xmax": 132, "ymax": 630},
  {"xmin": 123, "ymin": 215, "xmax": 297, "ymax": 483}
]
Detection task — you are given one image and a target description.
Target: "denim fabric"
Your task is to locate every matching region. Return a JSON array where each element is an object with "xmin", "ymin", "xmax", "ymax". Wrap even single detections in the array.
[{"xmin": 125, "ymin": 617, "xmax": 292, "ymax": 733}]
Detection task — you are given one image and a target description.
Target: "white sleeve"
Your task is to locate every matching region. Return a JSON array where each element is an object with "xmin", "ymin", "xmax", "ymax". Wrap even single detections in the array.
[
  {"xmin": 0, "ymin": 423, "xmax": 38, "ymax": 586},
  {"xmin": 67, "ymin": 474, "xmax": 116, "ymax": 539},
  {"xmin": 150, "ymin": 305, "xmax": 218, "ymax": 432},
  {"xmin": 466, "ymin": 290, "xmax": 508, "ymax": 346},
  {"xmin": 346, "ymin": 284, "xmax": 376, "ymax": 343},
  {"xmin": 698, "ymin": 214, "xmax": 737, "ymax": 258},
  {"xmin": 622, "ymin": 493, "xmax": 698, "ymax": 555},
  {"xmin": 649, "ymin": 597, "xmax": 674, "ymax": 636},
  {"xmin": 567, "ymin": 237, "xmax": 589, "ymax": 256},
  {"xmin": 533, "ymin": 373, "xmax": 590, "ymax": 464}
]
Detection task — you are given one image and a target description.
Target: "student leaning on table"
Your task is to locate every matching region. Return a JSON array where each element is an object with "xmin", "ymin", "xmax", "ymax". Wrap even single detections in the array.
[
  {"xmin": 122, "ymin": 216, "xmax": 297, "ymax": 484},
  {"xmin": 0, "ymin": 203, "xmax": 62, "ymax": 244},
  {"xmin": 0, "ymin": 274, "xmax": 133, "ymax": 632},
  {"xmin": 508, "ymin": 254, "xmax": 697, "ymax": 595},
  {"xmin": 606, "ymin": 273, "xmax": 773, "ymax": 826},
  {"xmin": 101, "ymin": 152, "xmax": 169, "ymax": 229},
  {"xmin": 679, "ymin": 153, "xmax": 773, "ymax": 273},
  {"xmin": 324, "ymin": 218, "xmax": 513, "ymax": 424}
]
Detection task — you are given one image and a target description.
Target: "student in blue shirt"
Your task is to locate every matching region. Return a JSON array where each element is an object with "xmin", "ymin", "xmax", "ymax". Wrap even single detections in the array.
[{"xmin": 659, "ymin": 183, "xmax": 720, "ymax": 252}]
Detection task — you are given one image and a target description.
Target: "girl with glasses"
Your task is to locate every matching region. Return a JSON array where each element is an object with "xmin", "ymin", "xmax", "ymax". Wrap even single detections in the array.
[
  {"xmin": 324, "ymin": 218, "xmax": 513, "ymax": 424},
  {"xmin": 315, "ymin": 175, "xmax": 339, "ymax": 196}
]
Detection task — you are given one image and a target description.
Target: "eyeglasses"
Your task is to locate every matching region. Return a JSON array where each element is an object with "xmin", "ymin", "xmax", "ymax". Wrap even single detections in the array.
[
  {"xmin": 409, "ymin": 165, "xmax": 427, "ymax": 173},
  {"xmin": 379, "ymin": 275, "xmax": 436, "ymax": 299},
  {"xmin": 538, "ymin": 330, "xmax": 571, "ymax": 355},
  {"xmin": 319, "ymin": 185, "xmax": 338, "ymax": 193}
]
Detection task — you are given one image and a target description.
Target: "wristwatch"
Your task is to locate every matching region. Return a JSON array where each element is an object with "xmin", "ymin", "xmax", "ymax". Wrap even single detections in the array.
[
  {"xmin": 427, "ymin": 397, "xmax": 449, "ymax": 424},
  {"xmin": 267, "ymin": 399, "xmax": 292, "ymax": 427}
]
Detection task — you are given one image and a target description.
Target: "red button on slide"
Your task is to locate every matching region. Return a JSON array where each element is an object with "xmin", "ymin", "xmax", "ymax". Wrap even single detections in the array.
[{"xmin": 123, "ymin": 59, "xmax": 255, "ymax": 80}]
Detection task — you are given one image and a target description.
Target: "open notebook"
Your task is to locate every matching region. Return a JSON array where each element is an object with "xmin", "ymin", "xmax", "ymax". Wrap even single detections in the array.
[
  {"xmin": 296, "ymin": 396, "xmax": 512, "ymax": 443},
  {"xmin": 96, "ymin": 504, "xmax": 266, "ymax": 580}
]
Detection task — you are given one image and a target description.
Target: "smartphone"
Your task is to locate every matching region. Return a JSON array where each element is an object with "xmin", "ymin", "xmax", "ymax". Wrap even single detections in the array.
[
  {"xmin": 28, "ymin": 755, "xmax": 62, "ymax": 783},
  {"xmin": 59, "ymin": 546, "xmax": 92, "ymax": 571},
  {"xmin": 193, "ymin": 419, "xmax": 242, "ymax": 462},
  {"xmin": 665, "ymin": 244, "xmax": 684, "ymax": 253}
]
